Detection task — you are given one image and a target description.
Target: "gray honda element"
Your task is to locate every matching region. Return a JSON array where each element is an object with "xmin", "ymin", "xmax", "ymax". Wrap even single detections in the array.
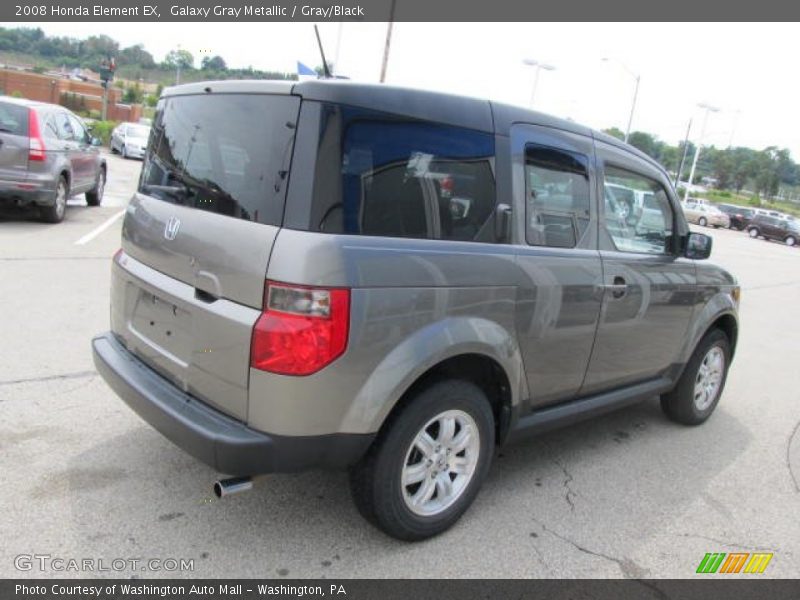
[{"xmin": 93, "ymin": 80, "xmax": 739, "ymax": 540}]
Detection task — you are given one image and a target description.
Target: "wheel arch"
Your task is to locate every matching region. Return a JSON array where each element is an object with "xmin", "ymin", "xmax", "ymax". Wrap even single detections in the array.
[{"xmin": 341, "ymin": 317, "xmax": 526, "ymax": 441}]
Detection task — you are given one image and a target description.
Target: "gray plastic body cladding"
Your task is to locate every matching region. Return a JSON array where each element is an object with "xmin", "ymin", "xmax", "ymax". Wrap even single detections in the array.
[{"xmin": 250, "ymin": 229, "xmax": 525, "ymax": 436}]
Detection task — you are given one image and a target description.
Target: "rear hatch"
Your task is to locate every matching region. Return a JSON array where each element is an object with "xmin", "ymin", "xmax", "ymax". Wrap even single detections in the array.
[
  {"xmin": 0, "ymin": 101, "xmax": 31, "ymax": 182},
  {"xmin": 114, "ymin": 85, "xmax": 300, "ymax": 420}
]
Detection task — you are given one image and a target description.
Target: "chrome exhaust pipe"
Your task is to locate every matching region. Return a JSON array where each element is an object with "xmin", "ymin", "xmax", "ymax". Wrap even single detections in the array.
[{"xmin": 213, "ymin": 476, "xmax": 253, "ymax": 498}]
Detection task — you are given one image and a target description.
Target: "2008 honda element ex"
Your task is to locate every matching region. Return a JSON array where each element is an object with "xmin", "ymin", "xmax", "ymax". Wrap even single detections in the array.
[{"xmin": 93, "ymin": 80, "xmax": 739, "ymax": 540}]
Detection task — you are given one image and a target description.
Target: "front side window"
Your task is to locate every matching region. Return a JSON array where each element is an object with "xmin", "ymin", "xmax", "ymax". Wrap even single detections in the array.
[
  {"xmin": 525, "ymin": 145, "xmax": 591, "ymax": 248},
  {"xmin": 140, "ymin": 93, "xmax": 300, "ymax": 226},
  {"xmin": 603, "ymin": 166, "xmax": 674, "ymax": 255},
  {"xmin": 310, "ymin": 104, "xmax": 496, "ymax": 242}
]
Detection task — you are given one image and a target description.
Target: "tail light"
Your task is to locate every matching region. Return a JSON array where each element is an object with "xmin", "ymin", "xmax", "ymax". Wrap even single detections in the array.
[
  {"xmin": 28, "ymin": 109, "xmax": 46, "ymax": 161},
  {"xmin": 250, "ymin": 281, "xmax": 350, "ymax": 376}
]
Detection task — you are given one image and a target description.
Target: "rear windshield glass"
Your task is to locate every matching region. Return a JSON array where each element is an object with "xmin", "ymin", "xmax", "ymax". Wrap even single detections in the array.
[
  {"xmin": 140, "ymin": 93, "xmax": 300, "ymax": 226},
  {"xmin": 127, "ymin": 124, "xmax": 150, "ymax": 137},
  {"xmin": 309, "ymin": 104, "xmax": 496, "ymax": 242},
  {"xmin": 0, "ymin": 101, "xmax": 29, "ymax": 136}
]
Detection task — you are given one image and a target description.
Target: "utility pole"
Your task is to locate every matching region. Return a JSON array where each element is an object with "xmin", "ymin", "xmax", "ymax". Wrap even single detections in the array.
[
  {"xmin": 684, "ymin": 103, "xmax": 720, "ymax": 202},
  {"xmin": 379, "ymin": 0, "xmax": 396, "ymax": 83}
]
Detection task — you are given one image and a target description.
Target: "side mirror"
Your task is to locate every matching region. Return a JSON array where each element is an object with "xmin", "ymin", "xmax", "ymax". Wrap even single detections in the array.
[
  {"xmin": 495, "ymin": 203, "xmax": 512, "ymax": 242},
  {"xmin": 685, "ymin": 232, "xmax": 712, "ymax": 260},
  {"xmin": 91, "ymin": 137, "xmax": 102, "ymax": 147}
]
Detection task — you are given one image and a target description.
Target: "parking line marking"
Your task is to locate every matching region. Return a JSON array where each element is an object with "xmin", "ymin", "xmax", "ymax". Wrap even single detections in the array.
[{"xmin": 75, "ymin": 210, "xmax": 125, "ymax": 245}]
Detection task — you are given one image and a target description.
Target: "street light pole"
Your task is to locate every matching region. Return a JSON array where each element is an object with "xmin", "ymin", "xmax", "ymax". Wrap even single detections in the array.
[
  {"xmin": 522, "ymin": 59, "xmax": 556, "ymax": 107},
  {"xmin": 601, "ymin": 58, "xmax": 639, "ymax": 144},
  {"xmin": 683, "ymin": 102, "xmax": 720, "ymax": 202}
]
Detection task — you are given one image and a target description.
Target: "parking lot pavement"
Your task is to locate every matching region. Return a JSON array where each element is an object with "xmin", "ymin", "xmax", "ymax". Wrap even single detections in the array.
[{"xmin": 1, "ymin": 178, "xmax": 799, "ymax": 578}]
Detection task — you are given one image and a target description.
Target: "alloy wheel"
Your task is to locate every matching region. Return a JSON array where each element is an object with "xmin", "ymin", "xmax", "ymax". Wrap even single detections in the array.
[{"xmin": 401, "ymin": 409, "xmax": 480, "ymax": 517}]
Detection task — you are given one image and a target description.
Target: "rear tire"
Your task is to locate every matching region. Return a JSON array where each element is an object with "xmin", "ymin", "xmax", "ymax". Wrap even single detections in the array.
[
  {"xmin": 40, "ymin": 176, "xmax": 68, "ymax": 223},
  {"xmin": 661, "ymin": 329, "xmax": 730, "ymax": 426},
  {"xmin": 698, "ymin": 217, "xmax": 707, "ymax": 227},
  {"xmin": 349, "ymin": 379, "xmax": 494, "ymax": 541},
  {"xmin": 786, "ymin": 235, "xmax": 796, "ymax": 247},
  {"xmin": 748, "ymin": 227, "xmax": 760, "ymax": 238},
  {"xmin": 86, "ymin": 168, "xmax": 105, "ymax": 207}
]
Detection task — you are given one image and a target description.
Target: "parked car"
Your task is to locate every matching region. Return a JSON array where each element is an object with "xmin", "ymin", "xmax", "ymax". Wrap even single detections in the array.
[
  {"xmin": 93, "ymin": 80, "xmax": 739, "ymax": 541},
  {"xmin": 0, "ymin": 96, "xmax": 106, "ymax": 222},
  {"xmin": 682, "ymin": 201, "xmax": 730, "ymax": 228},
  {"xmin": 746, "ymin": 214, "xmax": 799, "ymax": 246},
  {"xmin": 716, "ymin": 203, "xmax": 754, "ymax": 230},
  {"xmin": 110, "ymin": 122, "xmax": 151, "ymax": 159}
]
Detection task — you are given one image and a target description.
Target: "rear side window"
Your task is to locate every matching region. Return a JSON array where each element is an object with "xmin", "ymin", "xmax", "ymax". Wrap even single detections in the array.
[
  {"xmin": 525, "ymin": 145, "xmax": 591, "ymax": 248},
  {"xmin": 0, "ymin": 102, "xmax": 29, "ymax": 136},
  {"xmin": 309, "ymin": 104, "xmax": 496, "ymax": 242},
  {"xmin": 140, "ymin": 93, "xmax": 300, "ymax": 226}
]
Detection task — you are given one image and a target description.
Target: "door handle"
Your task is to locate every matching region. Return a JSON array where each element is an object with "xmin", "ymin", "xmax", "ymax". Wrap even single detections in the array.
[{"xmin": 599, "ymin": 276, "xmax": 628, "ymax": 299}]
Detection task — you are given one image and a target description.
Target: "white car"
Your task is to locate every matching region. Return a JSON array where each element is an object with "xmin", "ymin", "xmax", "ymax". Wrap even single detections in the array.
[{"xmin": 110, "ymin": 123, "xmax": 151, "ymax": 159}]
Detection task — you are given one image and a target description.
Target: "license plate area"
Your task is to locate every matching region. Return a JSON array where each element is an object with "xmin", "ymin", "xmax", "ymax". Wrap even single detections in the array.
[{"xmin": 130, "ymin": 289, "xmax": 192, "ymax": 365}]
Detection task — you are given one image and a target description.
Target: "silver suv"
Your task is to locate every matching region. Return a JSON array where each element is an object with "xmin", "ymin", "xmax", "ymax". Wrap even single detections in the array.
[
  {"xmin": 93, "ymin": 80, "xmax": 739, "ymax": 540},
  {"xmin": 0, "ymin": 96, "xmax": 106, "ymax": 222}
]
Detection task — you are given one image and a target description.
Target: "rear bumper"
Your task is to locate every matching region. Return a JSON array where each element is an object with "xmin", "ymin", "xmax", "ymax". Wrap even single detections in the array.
[
  {"xmin": 92, "ymin": 332, "xmax": 374, "ymax": 476},
  {"xmin": 0, "ymin": 178, "xmax": 54, "ymax": 206}
]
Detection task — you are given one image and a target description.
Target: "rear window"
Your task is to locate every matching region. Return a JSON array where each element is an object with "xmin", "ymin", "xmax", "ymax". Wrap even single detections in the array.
[
  {"xmin": 0, "ymin": 101, "xmax": 29, "ymax": 136},
  {"xmin": 140, "ymin": 93, "xmax": 300, "ymax": 226},
  {"xmin": 309, "ymin": 104, "xmax": 496, "ymax": 242}
]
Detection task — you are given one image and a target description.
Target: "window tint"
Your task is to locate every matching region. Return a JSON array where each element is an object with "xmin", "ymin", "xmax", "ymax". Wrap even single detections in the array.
[
  {"xmin": 55, "ymin": 112, "xmax": 75, "ymax": 140},
  {"xmin": 140, "ymin": 94, "xmax": 300, "ymax": 226},
  {"xmin": 68, "ymin": 115, "xmax": 88, "ymax": 143},
  {"xmin": 603, "ymin": 166, "xmax": 674, "ymax": 255},
  {"xmin": 0, "ymin": 102, "xmax": 29, "ymax": 136},
  {"xmin": 42, "ymin": 114, "xmax": 59, "ymax": 140},
  {"xmin": 310, "ymin": 104, "xmax": 496, "ymax": 242},
  {"xmin": 524, "ymin": 145, "xmax": 591, "ymax": 248}
]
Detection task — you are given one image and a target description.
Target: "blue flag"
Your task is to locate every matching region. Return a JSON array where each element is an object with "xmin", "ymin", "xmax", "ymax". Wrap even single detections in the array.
[{"xmin": 297, "ymin": 61, "xmax": 316, "ymax": 76}]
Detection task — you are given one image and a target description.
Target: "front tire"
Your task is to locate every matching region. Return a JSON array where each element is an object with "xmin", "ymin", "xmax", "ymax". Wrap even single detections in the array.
[
  {"xmin": 349, "ymin": 379, "xmax": 494, "ymax": 541},
  {"xmin": 661, "ymin": 329, "xmax": 730, "ymax": 426},
  {"xmin": 786, "ymin": 235, "xmax": 796, "ymax": 247},
  {"xmin": 698, "ymin": 217, "xmax": 708, "ymax": 227}
]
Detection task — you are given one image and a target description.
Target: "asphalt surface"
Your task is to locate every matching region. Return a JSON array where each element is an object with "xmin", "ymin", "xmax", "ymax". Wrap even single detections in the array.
[{"xmin": 1, "ymin": 153, "xmax": 798, "ymax": 579}]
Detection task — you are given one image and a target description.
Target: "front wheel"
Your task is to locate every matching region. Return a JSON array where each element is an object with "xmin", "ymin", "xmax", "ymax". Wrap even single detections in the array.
[
  {"xmin": 661, "ymin": 329, "xmax": 731, "ymax": 426},
  {"xmin": 349, "ymin": 379, "xmax": 494, "ymax": 541},
  {"xmin": 698, "ymin": 217, "xmax": 708, "ymax": 227},
  {"xmin": 786, "ymin": 235, "xmax": 796, "ymax": 247}
]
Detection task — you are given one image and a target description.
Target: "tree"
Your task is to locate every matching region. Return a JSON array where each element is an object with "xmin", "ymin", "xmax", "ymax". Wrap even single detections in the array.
[
  {"xmin": 163, "ymin": 48, "xmax": 194, "ymax": 70},
  {"xmin": 201, "ymin": 55, "xmax": 227, "ymax": 70},
  {"xmin": 602, "ymin": 127, "xmax": 624, "ymax": 141},
  {"xmin": 119, "ymin": 44, "xmax": 156, "ymax": 69}
]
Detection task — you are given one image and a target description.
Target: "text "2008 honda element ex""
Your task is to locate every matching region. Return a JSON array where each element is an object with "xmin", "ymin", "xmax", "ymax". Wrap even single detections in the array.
[{"xmin": 93, "ymin": 80, "xmax": 739, "ymax": 540}]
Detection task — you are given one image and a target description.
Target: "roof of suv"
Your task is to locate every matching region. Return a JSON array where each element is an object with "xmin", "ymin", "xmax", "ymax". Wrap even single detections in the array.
[{"xmin": 162, "ymin": 79, "xmax": 669, "ymax": 180}]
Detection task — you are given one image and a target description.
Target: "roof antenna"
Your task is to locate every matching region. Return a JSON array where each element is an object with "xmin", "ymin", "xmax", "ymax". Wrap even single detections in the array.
[{"xmin": 314, "ymin": 25, "xmax": 332, "ymax": 78}]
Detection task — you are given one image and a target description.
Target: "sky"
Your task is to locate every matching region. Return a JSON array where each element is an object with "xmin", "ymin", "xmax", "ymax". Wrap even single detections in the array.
[{"xmin": 12, "ymin": 21, "xmax": 800, "ymax": 158}]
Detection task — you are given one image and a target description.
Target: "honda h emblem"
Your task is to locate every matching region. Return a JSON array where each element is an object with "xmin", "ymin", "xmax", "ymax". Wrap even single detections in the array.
[{"xmin": 164, "ymin": 216, "xmax": 181, "ymax": 241}]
